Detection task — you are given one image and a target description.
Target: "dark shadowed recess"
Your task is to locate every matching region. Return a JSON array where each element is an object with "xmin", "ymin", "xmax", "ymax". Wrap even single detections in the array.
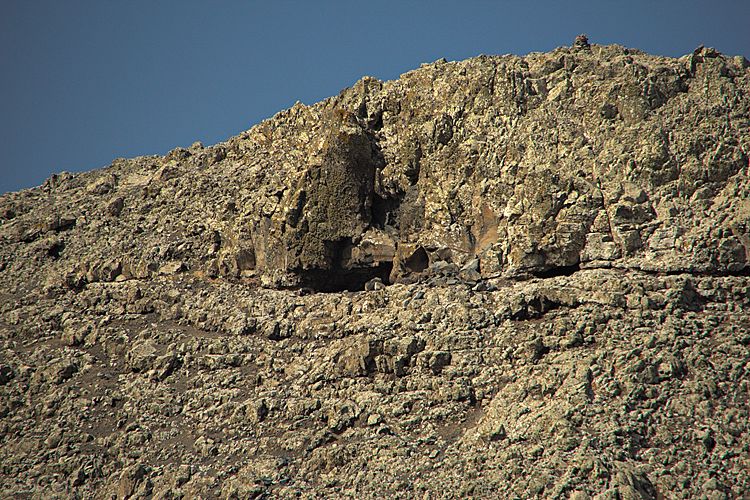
[
  {"xmin": 299, "ymin": 263, "xmax": 393, "ymax": 293},
  {"xmin": 531, "ymin": 262, "xmax": 582, "ymax": 279},
  {"xmin": 297, "ymin": 236, "xmax": 394, "ymax": 292}
]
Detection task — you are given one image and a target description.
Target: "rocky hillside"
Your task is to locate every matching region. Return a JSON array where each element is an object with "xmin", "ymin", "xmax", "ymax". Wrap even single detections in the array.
[{"xmin": 1, "ymin": 39, "xmax": 749, "ymax": 498}]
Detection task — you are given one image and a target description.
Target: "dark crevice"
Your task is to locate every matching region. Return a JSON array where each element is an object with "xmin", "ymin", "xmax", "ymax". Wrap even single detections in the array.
[
  {"xmin": 510, "ymin": 296, "xmax": 563, "ymax": 321},
  {"xmin": 371, "ymin": 193, "xmax": 401, "ymax": 229},
  {"xmin": 47, "ymin": 241, "xmax": 65, "ymax": 259},
  {"xmin": 368, "ymin": 110, "xmax": 383, "ymax": 131},
  {"xmin": 577, "ymin": 265, "xmax": 750, "ymax": 279},
  {"xmin": 530, "ymin": 262, "xmax": 581, "ymax": 279},
  {"xmin": 529, "ymin": 262, "xmax": 750, "ymax": 281},
  {"xmin": 639, "ymin": 266, "xmax": 750, "ymax": 278}
]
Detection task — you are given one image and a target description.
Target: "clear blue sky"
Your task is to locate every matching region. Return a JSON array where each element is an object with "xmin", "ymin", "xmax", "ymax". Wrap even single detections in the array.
[{"xmin": 1, "ymin": 0, "xmax": 748, "ymax": 194}]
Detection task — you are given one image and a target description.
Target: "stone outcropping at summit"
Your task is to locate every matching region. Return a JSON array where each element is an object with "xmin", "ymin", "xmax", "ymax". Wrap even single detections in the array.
[{"xmin": 0, "ymin": 41, "xmax": 749, "ymax": 498}]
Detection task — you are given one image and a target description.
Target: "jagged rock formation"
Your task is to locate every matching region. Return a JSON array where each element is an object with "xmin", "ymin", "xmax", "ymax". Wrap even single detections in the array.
[{"xmin": 0, "ymin": 42, "xmax": 749, "ymax": 498}]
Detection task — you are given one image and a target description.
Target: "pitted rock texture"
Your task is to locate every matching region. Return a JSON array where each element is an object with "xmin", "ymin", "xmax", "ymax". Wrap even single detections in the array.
[{"xmin": 0, "ymin": 42, "xmax": 749, "ymax": 498}]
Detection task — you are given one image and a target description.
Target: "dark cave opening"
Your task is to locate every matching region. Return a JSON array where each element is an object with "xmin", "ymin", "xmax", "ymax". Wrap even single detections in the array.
[
  {"xmin": 294, "ymin": 237, "xmax": 396, "ymax": 292},
  {"xmin": 299, "ymin": 261, "xmax": 394, "ymax": 293}
]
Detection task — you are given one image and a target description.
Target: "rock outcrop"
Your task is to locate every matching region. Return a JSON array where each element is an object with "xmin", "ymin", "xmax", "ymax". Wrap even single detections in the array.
[{"xmin": 0, "ymin": 41, "xmax": 749, "ymax": 498}]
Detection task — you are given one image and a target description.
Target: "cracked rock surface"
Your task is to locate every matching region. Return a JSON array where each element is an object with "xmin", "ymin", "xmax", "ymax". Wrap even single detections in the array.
[{"xmin": 1, "ymin": 42, "xmax": 749, "ymax": 498}]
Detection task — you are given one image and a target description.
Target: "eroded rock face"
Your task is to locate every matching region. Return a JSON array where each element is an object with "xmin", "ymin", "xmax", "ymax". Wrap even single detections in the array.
[
  {"xmin": 249, "ymin": 110, "xmax": 380, "ymax": 289},
  {"xmin": 2, "ymin": 44, "xmax": 746, "ymax": 293},
  {"xmin": 338, "ymin": 43, "xmax": 745, "ymax": 285},
  {"xmin": 0, "ymin": 42, "xmax": 749, "ymax": 498}
]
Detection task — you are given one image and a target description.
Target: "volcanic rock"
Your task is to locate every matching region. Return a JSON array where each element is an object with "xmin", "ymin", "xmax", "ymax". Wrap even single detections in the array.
[{"xmin": 1, "ymin": 40, "xmax": 749, "ymax": 498}]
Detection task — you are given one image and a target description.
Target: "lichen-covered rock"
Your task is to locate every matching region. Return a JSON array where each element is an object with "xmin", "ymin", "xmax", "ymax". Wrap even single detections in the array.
[{"xmin": 1, "ymin": 41, "xmax": 749, "ymax": 498}]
